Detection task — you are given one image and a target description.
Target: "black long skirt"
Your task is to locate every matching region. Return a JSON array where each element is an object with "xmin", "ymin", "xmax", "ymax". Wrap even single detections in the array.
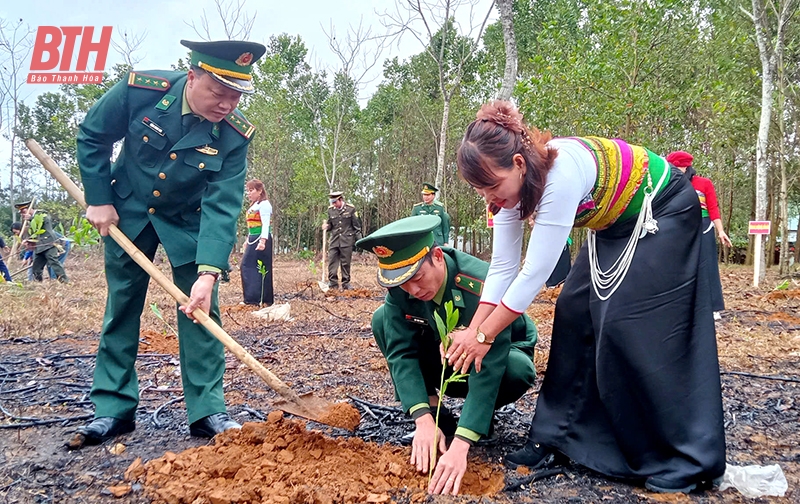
[
  {"xmin": 241, "ymin": 235, "xmax": 274, "ymax": 306},
  {"xmin": 700, "ymin": 217, "xmax": 725, "ymax": 311},
  {"xmin": 545, "ymin": 244, "xmax": 572, "ymax": 287},
  {"xmin": 530, "ymin": 169, "xmax": 726, "ymax": 483}
]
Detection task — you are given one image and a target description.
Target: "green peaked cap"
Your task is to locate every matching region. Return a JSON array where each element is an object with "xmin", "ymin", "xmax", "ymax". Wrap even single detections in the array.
[
  {"xmin": 356, "ymin": 215, "xmax": 440, "ymax": 287},
  {"xmin": 421, "ymin": 182, "xmax": 438, "ymax": 194}
]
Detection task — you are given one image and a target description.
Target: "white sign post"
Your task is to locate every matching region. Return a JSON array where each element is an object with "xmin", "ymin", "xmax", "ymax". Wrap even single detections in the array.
[{"xmin": 749, "ymin": 221, "xmax": 771, "ymax": 287}]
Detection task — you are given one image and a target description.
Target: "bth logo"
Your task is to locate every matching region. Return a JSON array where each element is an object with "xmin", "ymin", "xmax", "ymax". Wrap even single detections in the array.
[{"xmin": 28, "ymin": 26, "xmax": 112, "ymax": 85}]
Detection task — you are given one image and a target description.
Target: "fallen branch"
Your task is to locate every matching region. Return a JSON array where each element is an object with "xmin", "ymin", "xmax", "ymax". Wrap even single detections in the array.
[
  {"xmin": 0, "ymin": 413, "xmax": 92, "ymax": 429},
  {"xmin": 348, "ymin": 395, "xmax": 403, "ymax": 414},
  {"xmin": 721, "ymin": 370, "xmax": 800, "ymax": 383},
  {"xmin": 151, "ymin": 396, "xmax": 184, "ymax": 428},
  {"xmin": 504, "ymin": 467, "xmax": 566, "ymax": 492}
]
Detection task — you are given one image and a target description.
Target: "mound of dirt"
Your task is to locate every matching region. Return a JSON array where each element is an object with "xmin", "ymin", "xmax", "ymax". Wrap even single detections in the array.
[
  {"xmin": 138, "ymin": 329, "xmax": 179, "ymax": 354},
  {"xmin": 315, "ymin": 402, "xmax": 362, "ymax": 431},
  {"xmin": 128, "ymin": 411, "xmax": 505, "ymax": 503}
]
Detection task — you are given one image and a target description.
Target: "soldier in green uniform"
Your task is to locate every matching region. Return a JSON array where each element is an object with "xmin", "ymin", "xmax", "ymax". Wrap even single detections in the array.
[
  {"xmin": 72, "ymin": 39, "xmax": 266, "ymax": 447},
  {"xmin": 15, "ymin": 201, "xmax": 69, "ymax": 282},
  {"xmin": 322, "ymin": 191, "xmax": 362, "ymax": 290},
  {"xmin": 410, "ymin": 183, "xmax": 451, "ymax": 246},
  {"xmin": 357, "ymin": 215, "xmax": 537, "ymax": 496}
]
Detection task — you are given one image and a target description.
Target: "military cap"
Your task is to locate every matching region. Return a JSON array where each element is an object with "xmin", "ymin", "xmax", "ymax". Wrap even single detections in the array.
[
  {"xmin": 181, "ymin": 39, "xmax": 267, "ymax": 94},
  {"xmin": 356, "ymin": 215, "xmax": 441, "ymax": 288},
  {"xmin": 421, "ymin": 182, "xmax": 438, "ymax": 194},
  {"xmin": 328, "ymin": 190, "xmax": 343, "ymax": 200},
  {"xmin": 14, "ymin": 201, "xmax": 32, "ymax": 211}
]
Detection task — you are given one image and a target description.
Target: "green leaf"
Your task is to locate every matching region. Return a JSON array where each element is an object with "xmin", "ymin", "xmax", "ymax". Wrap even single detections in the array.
[
  {"xmin": 149, "ymin": 303, "xmax": 164, "ymax": 321},
  {"xmin": 433, "ymin": 311, "xmax": 449, "ymax": 349}
]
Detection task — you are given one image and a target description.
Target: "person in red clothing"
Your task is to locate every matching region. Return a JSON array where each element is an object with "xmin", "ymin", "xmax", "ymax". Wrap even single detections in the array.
[{"xmin": 666, "ymin": 151, "xmax": 732, "ymax": 318}]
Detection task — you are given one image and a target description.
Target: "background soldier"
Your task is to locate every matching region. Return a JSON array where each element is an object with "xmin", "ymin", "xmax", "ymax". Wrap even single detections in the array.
[
  {"xmin": 73, "ymin": 39, "xmax": 265, "ymax": 447},
  {"xmin": 411, "ymin": 182, "xmax": 450, "ymax": 246},
  {"xmin": 15, "ymin": 201, "xmax": 69, "ymax": 283},
  {"xmin": 322, "ymin": 191, "xmax": 362, "ymax": 290}
]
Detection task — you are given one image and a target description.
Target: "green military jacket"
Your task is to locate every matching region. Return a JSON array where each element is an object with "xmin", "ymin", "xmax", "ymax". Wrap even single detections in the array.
[
  {"xmin": 77, "ymin": 71, "xmax": 254, "ymax": 269},
  {"xmin": 378, "ymin": 248, "xmax": 537, "ymax": 435},
  {"xmin": 326, "ymin": 203, "xmax": 363, "ymax": 249},
  {"xmin": 411, "ymin": 201, "xmax": 451, "ymax": 245}
]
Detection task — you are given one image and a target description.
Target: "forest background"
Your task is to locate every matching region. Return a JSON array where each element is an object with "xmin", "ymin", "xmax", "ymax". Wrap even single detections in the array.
[{"xmin": 1, "ymin": 0, "xmax": 798, "ymax": 273}]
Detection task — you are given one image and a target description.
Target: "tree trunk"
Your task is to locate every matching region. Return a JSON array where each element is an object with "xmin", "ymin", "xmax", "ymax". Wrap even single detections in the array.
[
  {"xmin": 496, "ymin": 0, "xmax": 518, "ymax": 101},
  {"xmin": 752, "ymin": 0, "xmax": 775, "ymax": 280},
  {"xmin": 434, "ymin": 98, "xmax": 451, "ymax": 193}
]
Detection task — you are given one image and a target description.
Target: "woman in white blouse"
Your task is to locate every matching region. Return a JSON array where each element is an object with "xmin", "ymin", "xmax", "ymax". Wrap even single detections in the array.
[
  {"xmin": 241, "ymin": 179, "xmax": 274, "ymax": 305},
  {"xmin": 444, "ymin": 101, "xmax": 725, "ymax": 493}
]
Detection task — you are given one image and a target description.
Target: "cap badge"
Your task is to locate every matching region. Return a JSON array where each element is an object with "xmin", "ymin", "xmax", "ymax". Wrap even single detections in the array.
[
  {"xmin": 235, "ymin": 52, "xmax": 254, "ymax": 66},
  {"xmin": 373, "ymin": 246, "xmax": 394, "ymax": 258}
]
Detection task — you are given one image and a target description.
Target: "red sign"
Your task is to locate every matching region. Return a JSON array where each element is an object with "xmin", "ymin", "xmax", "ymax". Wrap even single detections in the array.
[
  {"xmin": 28, "ymin": 26, "xmax": 112, "ymax": 84},
  {"xmin": 748, "ymin": 221, "xmax": 771, "ymax": 235}
]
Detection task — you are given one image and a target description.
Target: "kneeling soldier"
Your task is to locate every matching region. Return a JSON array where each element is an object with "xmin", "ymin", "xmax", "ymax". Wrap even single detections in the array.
[{"xmin": 357, "ymin": 215, "xmax": 537, "ymax": 496}]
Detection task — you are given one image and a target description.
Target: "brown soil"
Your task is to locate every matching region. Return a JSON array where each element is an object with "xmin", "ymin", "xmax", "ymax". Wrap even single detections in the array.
[
  {"xmin": 138, "ymin": 329, "xmax": 179, "ymax": 355},
  {"xmin": 127, "ymin": 411, "xmax": 504, "ymax": 503},
  {"xmin": 314, "ymin": 402, "xmax": 361, "ymax": 431}
]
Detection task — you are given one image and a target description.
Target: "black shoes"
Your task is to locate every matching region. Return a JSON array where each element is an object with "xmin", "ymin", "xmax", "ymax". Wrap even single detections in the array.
[
  {"xmin": 189, "ymin": 413, "xmax": 241, "ymax": 438},
  {"xmin": 504, "ymin": 439, "xmax": 556, "ymax": 470},
  {"xmin": 400, "ymin": 407, "xmax": 459, "ymax": 445},
  {"xmin": 72, "ymin": 417, "xmax": 135, "ymax": 447},
  {"xmin": 645, "ymin": 474, "xmax": 724, "ymax": 493}
]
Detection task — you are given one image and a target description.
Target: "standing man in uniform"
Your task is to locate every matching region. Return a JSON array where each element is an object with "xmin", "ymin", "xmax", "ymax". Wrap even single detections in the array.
[
  {"xmin": 72, "ymin": 39, "xmax": 266, "ymax": 447},
  {"xmin": 15, "ymin": 202, "xmax": 69, "ymax": 282},
  {"xmin": 411, "ymin": 183, "xmax": 450, "ymax": 246},
  {"xmin": 357, "ymin": 215, "xmax": 537, "ymax": 496},
  {"xmin": 322, "ymin": 190, "xmax": 362, "ymax": 290}
]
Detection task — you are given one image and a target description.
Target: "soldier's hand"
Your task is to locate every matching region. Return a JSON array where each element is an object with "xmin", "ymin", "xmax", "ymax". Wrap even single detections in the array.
[
  {"xmin": 428, "ymin": 438, "xmax": 470, "ymax": 495},
  {"xmin": 410, "ymin": 414, "xmax": 447, "ymax": 475},
  {"xmin": 86, "ymin": 205, "xmax": 119, "ymax": 237},
  {"xmin": 321, "ymin": 222, "xmax": 330, "ymax": 231},
  {"xmin": 256, "ymin": 238, "xmax": 266, "ymax": 251},
  {"xmin": 180, "ymin": 274, "xmax": 215, "ymax": 323}
]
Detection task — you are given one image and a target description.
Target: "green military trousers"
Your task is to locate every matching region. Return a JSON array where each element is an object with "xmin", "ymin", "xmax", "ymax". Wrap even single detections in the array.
[
  {"xmin": 90, "ymin": 223, "xmax": 226, "ymax": 424},
  {"xmin": 371, "ymin": 305, "xmax": 535, "ymax": 409}
]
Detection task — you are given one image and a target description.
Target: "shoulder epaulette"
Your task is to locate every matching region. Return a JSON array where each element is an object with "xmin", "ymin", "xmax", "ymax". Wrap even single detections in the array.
[
  {"xmin": 433, "ymin": 200, "xmax": 445, "ymax": 207},
  {"xmin": 224, "ymin": 109, "xmax": 255, "ymax": 139},
  {"xmin": 455, "ymin": 273, "xmax": 483, "ymax": 296},
  {"xmin": 413, "ymin": 202, "xmax": 423, "ymax": 207},
  {"xmin": 345, "ymin": 203, "xmax": 355, "ymax": 208},
  {"xmin": 128, "ymin": 72, "xmax": 171, "ymax": 90}
]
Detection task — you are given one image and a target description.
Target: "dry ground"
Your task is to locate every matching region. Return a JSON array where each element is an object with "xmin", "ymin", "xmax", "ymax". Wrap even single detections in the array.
[{"xmin": 0, "ymin": 248, "xmax": 797, "ymax": 503}]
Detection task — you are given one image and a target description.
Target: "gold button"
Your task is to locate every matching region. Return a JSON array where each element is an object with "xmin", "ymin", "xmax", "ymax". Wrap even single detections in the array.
[
  {"xmin": 159, "ymin": 173, "xmax": 166, "ymax": 180},
  {"xmin": 143, "ymin": 135, "xmax": 149, "ymax": 142},
  {"xmin": 169, "ymin": 153, "xmax": 177, "ymax": 160},
  {"xmin": 148, "ymin": 208, "xmax": 156, "ymax": 214},
  {"xmin": 153, "ymin": 190, "xmax": 161, "ymax": 197},
  {"xmin": 198, "ymin": 162, "xmax": 205, "ymax": 169}
]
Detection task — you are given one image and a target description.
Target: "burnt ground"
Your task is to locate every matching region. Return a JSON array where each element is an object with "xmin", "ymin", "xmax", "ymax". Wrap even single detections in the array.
[{"xmin": 0, "ymin": 251, "xmax": 797, "ymax": 503}]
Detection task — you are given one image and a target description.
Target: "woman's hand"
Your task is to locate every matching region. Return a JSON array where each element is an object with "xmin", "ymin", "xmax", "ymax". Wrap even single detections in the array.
[
  {"xmin": 444, "ymin": 327, "xmax": 491, "ymax": 373},
  {"xmin": 428, "ymin": 437, "xmax": 470, "ymax": 495},
  {"xmin": 256, "ymin": 238, "xmax": 266, "ymax": 251},
  {"xmin": 718, "ymin": 231, "xmax": 733, "ymax": 248}
]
